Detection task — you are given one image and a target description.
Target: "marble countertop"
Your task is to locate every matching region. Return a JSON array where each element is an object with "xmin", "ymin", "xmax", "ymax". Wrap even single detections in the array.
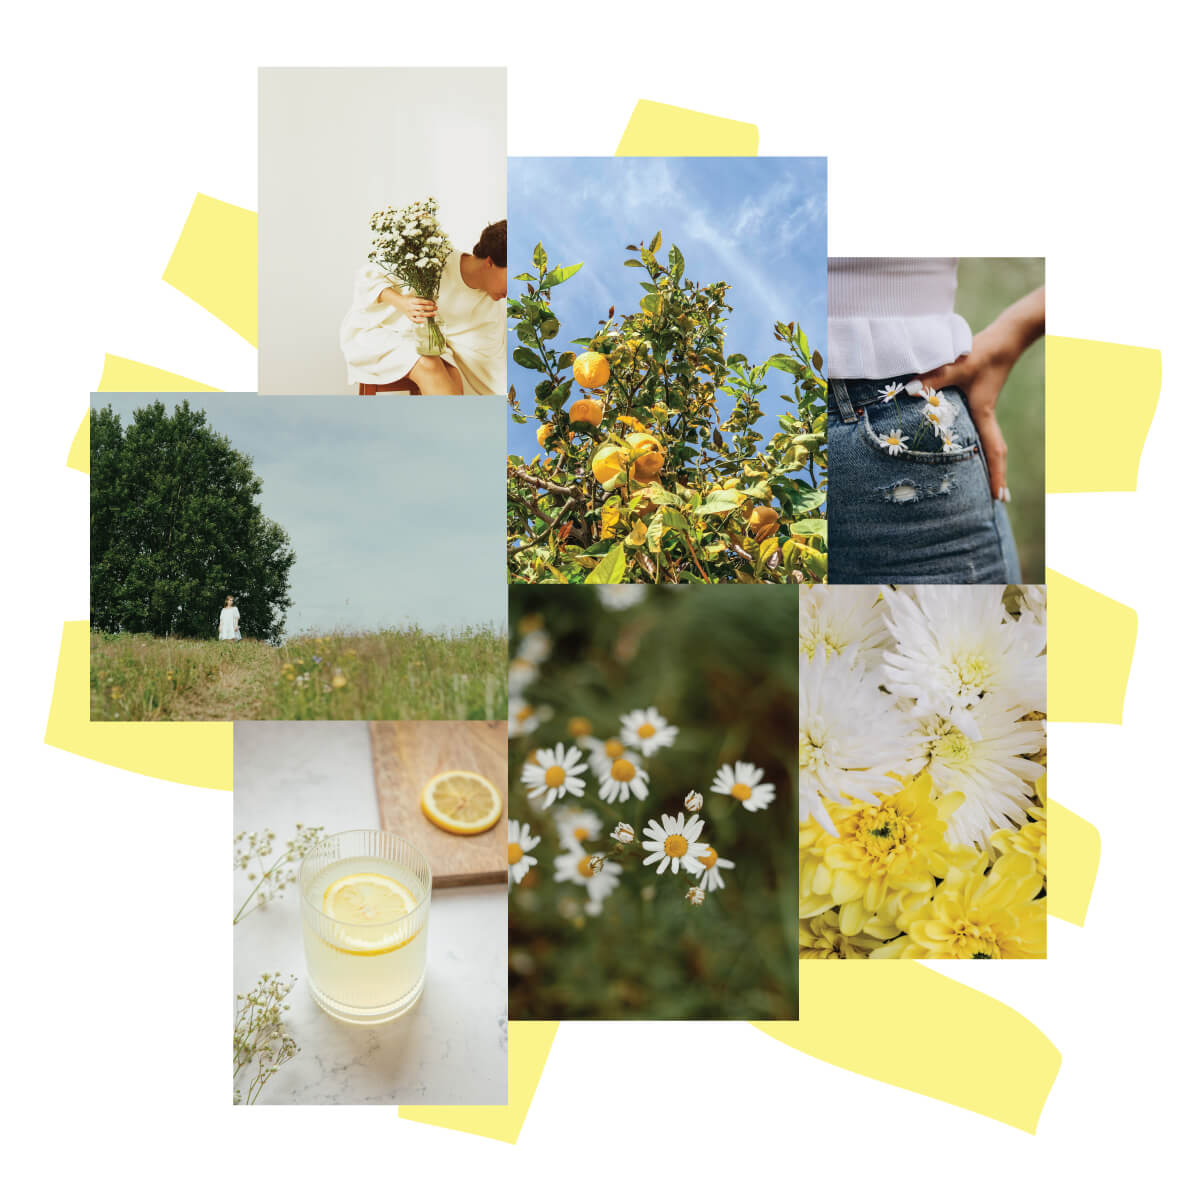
[{"xmin": 234, "ymin": 722, "xmax": 507, "ymax": 1106}]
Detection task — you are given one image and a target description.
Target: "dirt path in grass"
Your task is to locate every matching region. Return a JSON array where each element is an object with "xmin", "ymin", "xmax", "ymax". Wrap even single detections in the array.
[{"xmin": 167, "ymin": 652, "xmax": 277, "ymax": 721}]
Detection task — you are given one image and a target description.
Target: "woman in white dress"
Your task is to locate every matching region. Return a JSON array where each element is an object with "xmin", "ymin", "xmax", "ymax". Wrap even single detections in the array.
[
  {"xmin": 340, "ymin": 220, "xmax": 507, "ymax": 397},
  {"xmin": 218, "ymin": 596, "xmax": 241, "ymax": 642}
]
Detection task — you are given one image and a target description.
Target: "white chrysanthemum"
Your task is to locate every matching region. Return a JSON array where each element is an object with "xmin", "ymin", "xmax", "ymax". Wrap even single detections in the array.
[
  {"xmin": 711, "ymin": 761, "xmax": 775, "ymax": 813},
  {"xmin": 507, "ymin": 820, "xmax": 540, "ymax": 889},
  {"xmin": 694, "ymin": 844, "xmax": 735, "ymax": 892},
  {"xmin": 520, "ymin": 743, "xmax": 587, "ymax": 809},
  {"xmin": 580, "ymin": 735, "xmax": 642, "ymax": 780},
  {"xmin": 553, "ymin": 806, "xmax": 603, "ymax": 847},
  {"xmin": 553, "ymin": 844, "xmax": 622, "ymax": 913},
  {"xmin": 879, "ymin": 428, "xmax": 909, "ymax": 455},
  {"xmin": 912, "ymin": 695, "xmax": 1046, "ymax": 847},
  {"xmin": 597, "ymin": 584, "xmax": 649, "ymax": 611},
  {"xmin": 881, "ymin": 585, "xmax": 1046, "ymax": 735},
  {"xmin": 796, "ymin": 650, "xmax": 919, "ymax": 833},
  {"xmin": 619, "ymin": 706, "xmax": 679, "ymax": 756},
  {"xmin": 597, "ymin": 756, "xmax": 650, "ymax": 803},
  {"xmin": 642, "ymin": 812, "xmax": 709, "ymax": 876},
  {"xmin": 1015, "ymin": 585, "xmax": 1047, "ymax": 627},
  {"xmin": 798, "ymin": 585, "xmax": 890, "ymax": 670},
  {"xmin": 516, "ymin": 630, "xmax": 552, "ymax": 664}
]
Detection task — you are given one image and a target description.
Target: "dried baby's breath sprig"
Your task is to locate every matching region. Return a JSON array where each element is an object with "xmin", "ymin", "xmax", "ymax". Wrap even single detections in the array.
[
  {"xmin": 233, "ymin": 972, "xmax": 299, "ymax": 1105},
  {"xmin": 233, "ymin": 823, "xmax": 325, "ymax": 925},
  {"xmin": 683, "ymin": 790, "xmax": 703, "ymax": 813}
]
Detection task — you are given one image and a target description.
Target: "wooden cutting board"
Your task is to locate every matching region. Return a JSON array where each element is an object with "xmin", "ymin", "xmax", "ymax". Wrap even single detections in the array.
[{"xmin": 369, "ymin": 720, "xmax": 507, "ymax": 888}]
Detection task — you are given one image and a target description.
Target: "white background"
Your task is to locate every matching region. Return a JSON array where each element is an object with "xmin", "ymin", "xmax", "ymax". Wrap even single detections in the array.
[
  {"xmin": 2, "ymin": 2, "xmax": 1196, "ymax": 1196},
  {"xmin": 259, "ymin": 67, "xmax": 506, "ymax": 393}
]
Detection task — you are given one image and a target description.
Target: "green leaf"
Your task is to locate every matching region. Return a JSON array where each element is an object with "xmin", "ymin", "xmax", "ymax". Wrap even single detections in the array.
[
  {"xmin": 695, "ymin": 490, "xmax": 744, "ymax": 515},
  {"xmin": 533, "ymin": 243, "xmax": 548, "ymax": 273},
  {"xmin": 649, "ymin": 230, "xmax": 662, "ymax": 254},
  {"xmin": 812, "ymin": 349, "xmax": 823, "ymax": 372},
  {"xmin": 668, "ymin": 244, "xmax": 684, "ymax": 280},
  {"xmin": 585, "ymin": 542, "xmax": 626, "ymax": 584},
  {"xmin": 787, "ymin": 517, "xmax": 827, "ymax": 539},
  {"xmin": 624, "ymin": 259, "xmax": 644, "ymax": 269},
  {"xmin": 512, "ymin": 347, "xmax": 542, "ymax": 371},
  {"xmin": 544, "ymin": 263, "xmax": 583, "ymax": 289},
  {"xmin": 539, "ymin": 317, "xmax": 560, "ymax": 339},
  {"xmin": 764, "ymin": 354, "xmax": 805, "ymax": 375},
  {"xmin": 659, "ymin": 507, "xmax": 689, "ymax": 533},
  {"xmin": 557, "ymin": 351, "xmax": 577, "ymax": 369},
  {"xmin": 513, "ymin": 272, "xmax": 535, "ymax": 282},
  {"xmin": 534, "ymin": 380, "xmax": 555, "ymax": 401},
  {"xmin": 515, "ymin": 321, "xmax": 538, "ymax": 346}
]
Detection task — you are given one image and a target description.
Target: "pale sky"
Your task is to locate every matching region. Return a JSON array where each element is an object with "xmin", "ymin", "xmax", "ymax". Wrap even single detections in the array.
[{"xmin": 93, "ymin": 394, "xmax": 505, "ymax": 636}]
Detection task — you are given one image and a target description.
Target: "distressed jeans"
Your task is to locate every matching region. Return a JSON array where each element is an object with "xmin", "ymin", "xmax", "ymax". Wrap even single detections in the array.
[{"xmin": 827, "ymin": 377, "xmax": 1022, "ymax": 584}]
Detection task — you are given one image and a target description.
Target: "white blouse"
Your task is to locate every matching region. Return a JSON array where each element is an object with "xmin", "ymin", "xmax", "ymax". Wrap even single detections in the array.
[
  {"xmin": 827, "ymin": 257, "xmax": 974, "ymax": 379},
  {"xmin": 339, "ymin": 250, "xmax": 506, "ymax": 395},
  {"xmin": 218, "ymin": 606, "xmax": 239, "ymax": 639}
]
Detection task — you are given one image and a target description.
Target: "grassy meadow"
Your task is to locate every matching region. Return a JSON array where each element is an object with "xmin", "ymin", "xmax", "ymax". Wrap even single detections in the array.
[{"xmin": 91, "ymin": 627, "xmax": 506, "ymax": 721}]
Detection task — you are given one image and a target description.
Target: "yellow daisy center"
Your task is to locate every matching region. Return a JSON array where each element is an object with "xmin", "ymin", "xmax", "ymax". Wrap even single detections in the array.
[
  {"xmin": 507, "ymin": 842, "xmax": 524, "ymax": 865},
  {"xmin": 573, "ymin": 825, "xmax": 590, "ymax": 841},
  {"xmin": 698, "ymin": 846, "xmax": 718, "ymax": 869},
  {"xmin": 577, "ymin": 856, "xmax": 595, "ymax": 878},
  {"xmin": 544, "ymin": 764, "xmax": 567, "ymax": 788},
  {"xmin": 567, "ymin": 717, "xmax": 593, "ymax": 738},
  {"xmin": 516, "ymin": 705, "xmax": 533, "ymax": 721},
  {"xmin": 637, "ymin": 721, "xmax": 657, "ymax": 739},
  {"xmin": 663, "ymin": 834, "xmax": 688, "ymax": 858},
  {"xmin": 604, "ymin": 738, "xmax": 625, "ymax": 758},
  {"xmin": 611, "ymin": 759, "xmax": 637, "ymax": 783},
  {"xmin": 731, "ymin": 782, "xmax": 753, "ymax": 803}
]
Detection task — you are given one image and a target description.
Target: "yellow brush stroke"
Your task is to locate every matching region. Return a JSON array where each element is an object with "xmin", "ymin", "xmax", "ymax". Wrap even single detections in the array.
[
  {"xmin": 397, "ymin": 1021, "xmax": 557, "ymax": 1143},
  {"xmin": 162, "ymin": 193, "xmax": 257, "ymax": 346},
  {"xmin": 616, "ymin": 100, "xmax": 758, "ymax": 155},
  {"xmin": 1046, "ymin": 799, "xmax": 1100, "ymax": 926},
  {"xmin": 757, "ymin": 964, "xmax": 1061, "ymax": 1133},
  {"xmin": 44, "ymin": 622, "xmax": 232, "ymax": 789},
  {"xmin": 1046, "ymin": 336, "xmax": 1160, "ymax": 492},
  {"xmin": 1047, "ymin": 569, "xmax": 1137, "ymax": 723},
  {"xmin": 70, "ymin": 354, "xmax": 220, "ymax": 472}
]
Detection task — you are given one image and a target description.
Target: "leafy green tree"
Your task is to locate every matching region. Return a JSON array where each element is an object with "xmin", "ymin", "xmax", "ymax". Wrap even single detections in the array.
[
  {"xmin": 90, "ymin": 400, "xmax": 295, "ymax": 640},
  {"xmin": 507, "ymin": 233, "xmax": 828, "ymax": 583}
]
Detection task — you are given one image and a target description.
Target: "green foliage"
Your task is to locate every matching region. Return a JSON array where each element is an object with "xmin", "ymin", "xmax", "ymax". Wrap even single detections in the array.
[
  {"xmin": 507, "ymin": 235, "xmax": 828, "ymax": 583},
  {"xmin": 90, "ymin": 626, "xmax": 506, "ymax": 721},
  {"xmin": 508, "ymin": 586, "xmax": 799, "ymax": 1020},
  {"xmin": 90, "ymin": 400, "xmax": 295, "ymax": 641}
]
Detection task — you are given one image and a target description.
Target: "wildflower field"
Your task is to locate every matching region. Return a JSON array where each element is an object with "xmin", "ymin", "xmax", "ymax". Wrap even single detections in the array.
[
  {"xmin": 90, "ymin": 626, "xmax": 506, "ymax": 721},
  {"xmin": 507, "ymin": 585, "xmax": 799, "ymax": 1020}
]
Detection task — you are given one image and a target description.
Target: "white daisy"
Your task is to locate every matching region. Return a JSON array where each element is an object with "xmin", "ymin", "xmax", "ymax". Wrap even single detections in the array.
[
  {"xmin": 879, "ymin": 428, "xmax": 909, "ymax": 456},
  {"xmin": 553, "ymin": 844, "xmax": 622, "ymax": 913},
  {"xmin": 597, "ymin": 584, "xmax": 649, "ymax": 611},
  {"xmin": 683, "ymin": 790, "xmax": 703, "ymax": 813},
  {"xmin": 694, "ymin": 844, "xmax": 735, "ymax": 892},
  {"xmin": 597, "ymin": 756, "xmax": 650, "ymax": 803},
  {"xmin": 520, "ymin": 743, "xmax": 588, "ymax": 809},
  {"xmin": 507, "ymin": 698, "xmax": 546, "ymax": 738},
  {"xmin": 611, "ymin": 821, "xmax": 635, "ymax": 843},
  {"xmin": 711, "ymin": 761, "xmax": 776, "ymax": 813},
  {"xmin": 619, "ymin": 706, "xmax": 679, "ymax": 756},
  {"xmin": 877, "ymin": 382, "xmax": 905, "ymax": 401},
  {"xmin": 922, "ymin": 390, "xmax": 958, "ymax": 427},
  {"xmin": 580, "ymin": 735, "xmax": 643, "ymax": 780},
  {"xmin": 881, "ymin": 585, "xmax": 1046, "ymax": 736},
  {"xmin": 911, "ymin": 696, "xmax": 1046, "ymax": 847},
  {"xmin": 507, "ymin": 820, "xmax": 540, "ymax": 890},
  {"xmin": 553, "ymin": 805, "xmax": 604, "ymax": 847},
  {"xmin": 516, "ymin": 630, "xmax": 552, "ymax": 664},
  {"xmin": 507, "ymin": 658, "xmax": 538, "ymax": 691},
  {"xmin": 641, "ymin": 812, "xmax": 709, "ymax": 876},
  {"xmin": 796, "ymin": 649, "xmax": 919, "ymax": 833},
  {"xmin": 798, "ymin": 585, "xmax": 890, "ymax": 670},
  {"xmin": 685, "ymin": 886, "xmax": 706, "ymax": 906},
  {"xmin": 940, "ymin": 433, "xmax": 965, "ymax": 453}
]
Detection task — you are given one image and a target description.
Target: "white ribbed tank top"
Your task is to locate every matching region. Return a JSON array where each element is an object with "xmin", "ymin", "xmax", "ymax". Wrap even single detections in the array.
[{"xmin": 827, "ymin": 257, "xmax": 973, "ymax": 379}]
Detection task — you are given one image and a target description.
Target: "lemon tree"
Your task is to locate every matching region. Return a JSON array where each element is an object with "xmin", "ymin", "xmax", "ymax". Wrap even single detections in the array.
[{"xmin": 507, "ymin": 233, "xmax": 827, "ymax": 583}]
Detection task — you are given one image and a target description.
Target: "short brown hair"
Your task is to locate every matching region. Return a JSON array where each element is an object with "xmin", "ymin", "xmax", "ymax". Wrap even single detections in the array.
[{"xmin": 473, "ymin": 220, "xmax": 506, "ymax": 267}]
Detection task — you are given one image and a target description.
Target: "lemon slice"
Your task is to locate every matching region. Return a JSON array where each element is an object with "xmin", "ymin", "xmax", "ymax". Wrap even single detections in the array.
[
  {"xmin": 321, "ymin": 872, "xmax": 419, "ymax": 954},
  {"xmin": 420, "ymin": 770, "xmax": 502, "ymax": 835}
]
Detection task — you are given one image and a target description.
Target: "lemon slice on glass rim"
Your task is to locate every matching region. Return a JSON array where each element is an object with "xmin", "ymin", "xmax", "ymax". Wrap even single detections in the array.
[
  {"xmin": 321, "ymin": 872, "xmax": 419, "ymax": 955},
  {"xmin": 420, "ymin": 770, "xmax": 502, "ymax": 835}
]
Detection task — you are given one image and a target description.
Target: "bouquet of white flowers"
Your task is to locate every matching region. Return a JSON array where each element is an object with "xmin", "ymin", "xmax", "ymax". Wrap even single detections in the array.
[{"xmin": 368, "ymin": 197, "xmax": 453, "ymax": 357}]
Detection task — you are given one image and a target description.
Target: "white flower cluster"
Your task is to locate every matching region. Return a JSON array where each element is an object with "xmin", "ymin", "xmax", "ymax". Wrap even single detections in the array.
[
  {"xmin": 367, "ymin": 197, "xmax": 451, "ymax": 298},
  {"xmin": 873, "ymin": 380, "xmax": 966, "ymax": 455},
  {"xmin": 797, "ymin": 585, "xmax": 1046, "ymax": 847},
  {"xmin": 508, "ymin": 625, "xmax": 552, "ymax": 738}
]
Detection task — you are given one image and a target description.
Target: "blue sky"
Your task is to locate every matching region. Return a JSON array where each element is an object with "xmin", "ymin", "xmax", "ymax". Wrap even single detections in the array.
[
  {"xmin": 94, "ymin": 394, "xmax": 504, "ymax": 636},
  {"xmin": 507, "ymin": 156, "xmax": 827, "ymax": 459}
]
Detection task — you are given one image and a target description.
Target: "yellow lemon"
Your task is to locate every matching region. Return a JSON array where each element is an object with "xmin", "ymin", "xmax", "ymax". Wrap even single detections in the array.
[
  {"xmin": 592, "ymin": 444, "xmax": 627, "ymax": 484},
  {"xmin": 573, "ymin": 351, "xmax": 610, "ymax": 389},
  {"xmin": 420, "ymin": 770, "xmax": 503, "ymax": 835},
  {"xmin": 536, "ymin": 423, "xmax": 554, "ymax": 448},
  {"xmin": 569, "ymin": 397, "xmax": 604, "ymax": 426},
  {"xmin": 748, "ymin": 505, "xmax": 780, "ymax": 543},
  {"xmin": 627, "ymin": 432, "xmax": 665, "ymax": 484}
]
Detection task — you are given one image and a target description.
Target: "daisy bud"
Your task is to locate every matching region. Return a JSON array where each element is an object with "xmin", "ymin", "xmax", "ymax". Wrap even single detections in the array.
[
  {"xmin": 683, "ymin": 790, "xmax": 703, "ymax": 813},
  {"xmin": 685, "ymin": 886, "xmax": 706, "ymax": 906},
  {"xmin": 588, "ymin": 855, "xmax": 605, "ymax": 875},
  {"xmin": 903, "ymin": 379, "xmax": 925, "ymax": 397},
  {"xmin": 612, "ymin": 822, "xmax": 635, "ymax": 844}
]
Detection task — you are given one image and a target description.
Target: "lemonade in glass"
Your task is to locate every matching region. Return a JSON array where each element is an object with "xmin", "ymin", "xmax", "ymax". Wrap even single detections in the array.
[{"xmin": 299, "ymin": 830, "xmax": 432, "ymax": 1024}]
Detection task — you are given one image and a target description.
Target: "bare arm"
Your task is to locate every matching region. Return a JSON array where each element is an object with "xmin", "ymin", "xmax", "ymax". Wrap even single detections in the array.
[{"xmin": 376, "ymin": 287, "xmax": 438, "ymax": 325}]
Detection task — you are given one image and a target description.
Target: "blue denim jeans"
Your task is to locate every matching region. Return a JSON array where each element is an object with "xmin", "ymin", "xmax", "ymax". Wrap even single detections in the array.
[{"xmin": 828, "ymin": 376, "xmax": 1022, "ymax": 584}]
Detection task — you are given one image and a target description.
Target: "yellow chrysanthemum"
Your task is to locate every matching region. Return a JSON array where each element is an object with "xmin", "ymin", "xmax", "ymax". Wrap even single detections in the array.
[
  {"xmin": 991, "ymin": 772, "xmax": 1047, "ymax": 877},
  {"xmin": 875, "ymin": 854, "xmax": 1047, "ymax": 959},
  {"xmin": 799, "ymin": 911, "xmax": 887, "ymax": 959}
]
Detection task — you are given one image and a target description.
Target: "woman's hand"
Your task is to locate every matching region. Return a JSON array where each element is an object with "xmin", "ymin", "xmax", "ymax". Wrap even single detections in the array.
[
  {"xmin": 915, "ymin": 285, "xmax": 1044, "ymax": 501},
  {"xmin": 378, "ymin": 287, "xmax": 438, "ymax": 325}
]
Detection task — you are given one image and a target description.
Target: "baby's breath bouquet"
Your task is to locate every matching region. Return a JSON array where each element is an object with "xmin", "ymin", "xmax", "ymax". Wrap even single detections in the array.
[{"xmin": 368, "ymin": 197, "xmax": 453, "ymax": 356}]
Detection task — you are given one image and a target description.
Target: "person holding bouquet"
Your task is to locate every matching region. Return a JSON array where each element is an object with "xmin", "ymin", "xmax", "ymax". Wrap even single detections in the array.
[{"xmin": 340, "ymin": 200, "xmax": 507, "ymax": 396}]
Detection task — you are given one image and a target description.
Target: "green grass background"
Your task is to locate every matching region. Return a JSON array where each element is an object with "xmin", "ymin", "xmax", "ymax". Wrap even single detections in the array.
[
  {"xmin": 508, "ymin": 586, "xmax": 799, "ymax": 1020},
  {"xmin": 956, "ymin": 257, "xmax": 1045, "ymax": 582}
]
